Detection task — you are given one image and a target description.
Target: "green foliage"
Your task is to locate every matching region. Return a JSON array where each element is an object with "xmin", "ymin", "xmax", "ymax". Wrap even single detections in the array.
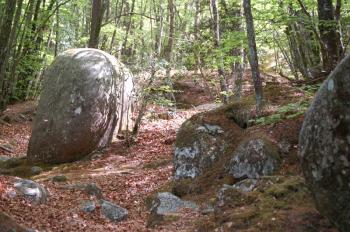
[{"xmin": 250, "ymin": 100, "xmax": 310, "ymax": 125}]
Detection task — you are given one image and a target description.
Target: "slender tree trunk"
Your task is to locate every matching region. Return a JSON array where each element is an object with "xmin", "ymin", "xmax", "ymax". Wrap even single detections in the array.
[
  {"xmin": 54, "ymin": 0, "xmax": 59, "ymax": 57},
  {"xmin": 211, "ymin": 0, "xmax": 228, "ymax": 103},
  {"xmin": 231, "ymin": 3, "xmax": 245, "ymax": 100},
  {"xmin": 88, "ymin": 0, "xmax": 106, "ymax": 48},
  {"xmin": 0, "ymin": 0, "xmax": 23, "ymax": 102},
  {"xmin": 156, "ymin": 4, "xmax": 164, "ymax": 55},
  {"xmin": 243, "ymin": 0, "xmax": 263, "ymax": 109},
  {"xmin": 121, "ymin": 0, "xmax": 135, "ymax": 55},
  {"xmin": 164, "ymin": 0, "xmax": 176, "ymax": 105},
  {"xmin": 0, "ymin": 0, "xmax": 17, "ymax": 110},
  {"xmin": 318, "ymin": 0, "xmax": 343, "ymax": 71}
]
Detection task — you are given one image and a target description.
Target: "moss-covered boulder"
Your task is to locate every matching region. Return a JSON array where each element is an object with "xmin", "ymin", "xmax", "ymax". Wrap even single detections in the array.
[
  {"xmin": 299, "ymin": 54, "xmax": 350, "ymax": 232},
  {"xmin": 173, "ymin": 110, "xmax": 243, "ymax": 180}
]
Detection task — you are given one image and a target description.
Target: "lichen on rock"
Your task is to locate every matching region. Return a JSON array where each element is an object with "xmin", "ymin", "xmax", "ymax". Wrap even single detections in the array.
[{"xmin": 299, "ymin": 54, "xmax": 350, "ymax": 232}]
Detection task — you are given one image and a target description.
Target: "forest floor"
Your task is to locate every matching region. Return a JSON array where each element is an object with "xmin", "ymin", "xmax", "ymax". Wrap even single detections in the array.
[
  {"xmin": 0, "ymin": 102, "xmax": 203, "ymax": 231},
  {"xmin": 0, "ymin": 71, "xmax": 337, "ymax": 231}
]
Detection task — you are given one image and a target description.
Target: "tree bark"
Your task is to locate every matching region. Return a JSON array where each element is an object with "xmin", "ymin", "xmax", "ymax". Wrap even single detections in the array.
[
  {"xmin": 243, "ymin": 0, "xmax": 263, "ymax": 109},
  {"xmin": 88, "ymin": 0, "xmax": 106, "ymax": 48},
  {"xmin": 318, "ymin": 0, "xmax": 343, "ymax": 71},
  {"xmin": 0, "ymin": 0, "xmax": 17, "ymax": 110},
  {"xmin": 211, "ymin": 0, "xmax": 228, "ymax": 103}
]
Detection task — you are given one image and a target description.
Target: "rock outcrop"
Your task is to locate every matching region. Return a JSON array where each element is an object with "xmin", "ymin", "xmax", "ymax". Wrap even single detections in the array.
[
  {"xmin": 299, "ymin": 55, "xmax": 350, "ymax": 231},
  {"xmin": 28, "ymin": 48, "xmax": 133, "ymax": 164}
]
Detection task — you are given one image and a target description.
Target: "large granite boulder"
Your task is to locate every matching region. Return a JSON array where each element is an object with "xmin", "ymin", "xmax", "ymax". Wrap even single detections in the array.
[
  {"xmin": 228, "ymin": 137, "xmax": 281, "ymax": 179},
  {"xmin": 299, "ymin": 55, "xmax": 350, "ymax": 232},
  {"xmin": 28, "ymin": 48, "xmax": 133, "ymax": 164},
  {"xmin": 173, "ymin": 110, "xmax": 243, "ymax": 180}
]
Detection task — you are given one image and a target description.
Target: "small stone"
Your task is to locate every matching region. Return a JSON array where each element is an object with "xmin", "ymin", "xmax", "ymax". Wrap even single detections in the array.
[
  {"xmin": 232, "ymin": 179, "xmax": 257, "ymax": 192},
  {"xmin": 30, "ymin": 166, "xmax": 43, "ymax": 175},
  {"xmin": 80, "ymin": 201, "xmax": 96, "ymax": 213},
  {"xmin": 100, "ymin": 200, "xmax": 128, "ymax": 222},
  {"xmin": 0, "ymin": 155, "xmax": 10, "ymax": 162},
  {"xmin": 278, "ymin": 140, "xmax": 291, "ymax": 154},
  {"xmin": 51, "ymin": 175, "xmax": 68, "ymax": 182},
  {"xmin": 150, "ymin": 192, "xmax": 197, "ymax": 216},
  {"xmin": 201, "ymin": 204, "xmax": 214, "ymax": 215},
  {"xmin": 14, "ymin": 179, "xmax": 49, "ymax": 203}
]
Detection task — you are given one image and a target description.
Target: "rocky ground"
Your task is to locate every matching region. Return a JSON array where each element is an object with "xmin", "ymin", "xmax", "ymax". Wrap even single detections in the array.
[{"xmin": 0, "ymin": 72, "xmax": 338, "ymax": 231}]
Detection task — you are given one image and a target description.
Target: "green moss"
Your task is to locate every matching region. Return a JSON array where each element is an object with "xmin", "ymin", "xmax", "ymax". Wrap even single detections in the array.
[
  {"xmin": 143, "ymin": 159, "xmax": 171, "ymax": 169},
  {"xmin": 147, "ymin": 213, "xmax": 180, "ymax": 228},
  {"xmin": 265, "ymin": 176, "xmax": 306, "ymax": 199},
  {"xmin": 0, "ymin": 157, "xmax": 54, "ymax": 178}
]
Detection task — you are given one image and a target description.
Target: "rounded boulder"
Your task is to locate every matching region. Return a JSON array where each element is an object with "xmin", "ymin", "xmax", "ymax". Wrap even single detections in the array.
[{"xmin": 28, "ymin": 48, "xmax": 133, "ymax": 164}]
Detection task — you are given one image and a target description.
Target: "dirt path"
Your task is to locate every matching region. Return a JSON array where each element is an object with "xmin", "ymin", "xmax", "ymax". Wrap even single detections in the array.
[{"xmin": 0, "ymin": 103, "xmax": 201, "ymax": 231}]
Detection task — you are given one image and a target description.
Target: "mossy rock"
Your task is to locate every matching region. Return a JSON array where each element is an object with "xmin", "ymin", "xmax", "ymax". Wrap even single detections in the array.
[{"xmin": 174, "ymin": 109, "xmax": 243, "ymax": 180}]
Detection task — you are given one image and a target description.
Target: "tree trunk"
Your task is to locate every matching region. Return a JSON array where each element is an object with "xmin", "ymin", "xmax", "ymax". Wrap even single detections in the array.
[
  {"xmin": 164, "ymin": 0, "xmax": 176, "ymax": 104},
  {"xmin": 0, "ymin": 0, "xmax": 17, "ymax": 110},
  {"xmin": 54, "ymin": 0, "xmax": 59, "ymax": 57},
  {"xmin": 121, "ymin": 0, "xmax": 135, "ymax": 55},
  {"xmin": 88, "ymin": 0, "xmax": 106, "ymax": 48},
  {"xmin": 243, "ymin": 0, "xmax": 263, "ymax": 109},
  {"xmin": 211, "ymin": 0, "xmax": 228, "ymax": 103},
  {"xmin": 231, "ymin": 3, "xmax": 245, "ymax": 100},
  {"xmin": 318, "ymin": 0, "xmax": 343, "ymax": 71}
]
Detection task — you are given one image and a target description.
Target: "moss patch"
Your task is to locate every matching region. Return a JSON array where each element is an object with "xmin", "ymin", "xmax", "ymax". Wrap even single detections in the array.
[{"xmin": 0, "ymin": 157, "xmax": 53, "ymax": 178}]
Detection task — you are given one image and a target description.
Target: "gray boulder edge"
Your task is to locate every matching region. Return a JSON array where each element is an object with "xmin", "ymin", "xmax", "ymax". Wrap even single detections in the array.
[{"xmin": 299, "ymin": 55, "xmax": 350, "ymax": 232}]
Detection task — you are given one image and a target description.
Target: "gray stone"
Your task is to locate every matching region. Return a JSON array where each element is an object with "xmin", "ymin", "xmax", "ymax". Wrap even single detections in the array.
[
  {"xmin": 278, "ymin": 140, "xmax": 292, "ymax": 155},
  {"xmin": 299, "ymin": 55, "xmax": 350, "ymax": 232},
  {"xmin": 216, "ymin": 185, "xmax": 236, "ymax": 207},
  {"xmin": 150, "ymin": 192, "xmax": 197, "ymax": 216},
  {"xmin": 228, "ymin": 138, "xmax": 281, "ymax": 179},
  {"xmin": 232, "ymin": 179, "xmax": 257, "ymax": 192},
  {"xmin": 0, "ymin": 155, "xmax": 10, "ymax": 162},
  {"xmin": 13, "ymin": 179, "xmax": 49, "ymax": 203},
  {"xmin": 100, "ymin": 200, "xmax": 128, "ymax": 222},
  {"xmin": 201, "ymin": 204, "xmax": 215, "ymax": 215},
  {"xmin": 28, "ymin": 48, "xmax": 134, "ymax": 164},
  {"xmin": 196, "ymin": 124, "xmax": 224, "ymax": 136},
  {"xmin": 30, "ymin": 166, "xmax": 43, "ymax": 175},
  {"xmin": 80, "ymin": 200, "xmax": 96, "ymax": 213}
]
